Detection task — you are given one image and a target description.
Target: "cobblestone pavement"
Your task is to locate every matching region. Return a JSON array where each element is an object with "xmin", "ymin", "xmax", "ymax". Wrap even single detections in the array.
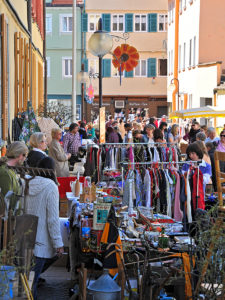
[{"xmin": 37, "ymin": 266, "xmax": 73, "ymax": 300}]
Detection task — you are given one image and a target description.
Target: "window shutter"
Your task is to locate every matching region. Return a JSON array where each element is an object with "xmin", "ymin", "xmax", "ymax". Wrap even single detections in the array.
[
  {"xmin": 102, "ymin": 14, "xmax": 111, "ymax": 32},
  {"xmin": 125, "ymin": 14, "xmax": 133, "ymax": 32},
  {"xmin": 82, "ymin": 13, "xmax": 88, "ymax": 32},
  {"xmin": 147, "ymin": 58, "xmax": 156, "ymax": 77},
  {"xmin": 83, "ymin": 58, "xmax": 88, "ymax": 72},
  {"xmin": 14, "ymin": 32, "xmax": 19, "ymax": 117},
  {"xmin": 148, "ymin": 14, "xmax": 157, "ymax": 32},
  {"xmin": 125, "ymin": 70, "xmax": 133, "ymax": 78},
  {"xmin": 102, "ymin": 59, "xmax": 111, "ymax": 77},
  {"xmin": 1, "ymin": 15, "xmax": 8, "ymax": 140},
  {"xmin": 19, "ymin": 33, "xmax": 23, "ymax": 113}
]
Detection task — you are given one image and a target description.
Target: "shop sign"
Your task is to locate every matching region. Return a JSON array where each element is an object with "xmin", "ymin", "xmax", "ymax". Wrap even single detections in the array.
[
  {"xmin": 99, "ymin": 107, "xmax": 105, "ymax": 144},
  {"xmin": 129, "ymin": 102, "xmax": 148, "ymax": 106},
  {"xmin": 93, "ymin": 102, "xmax": 110, "ymax": 106}
]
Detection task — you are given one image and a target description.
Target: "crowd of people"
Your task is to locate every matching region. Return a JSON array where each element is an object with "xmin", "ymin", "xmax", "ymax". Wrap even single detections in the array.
[{"xmin": 0, "ymin": 113, "xmax": 225, "ymax": 298}]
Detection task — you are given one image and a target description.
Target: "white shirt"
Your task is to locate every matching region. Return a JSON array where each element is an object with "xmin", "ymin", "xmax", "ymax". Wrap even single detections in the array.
[{"xmin": 205, "ymin": 137, "xmax": 220, "ymax": 143}]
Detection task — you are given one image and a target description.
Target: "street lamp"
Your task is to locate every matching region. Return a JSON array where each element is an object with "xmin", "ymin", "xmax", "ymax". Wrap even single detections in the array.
[
  {"xmin": 88, "ymin": 19, "xmax": 113, "ymax": 109},
  {"xmin": 168, "ymin": 77, "xmax": 180, "ymax": 110}
]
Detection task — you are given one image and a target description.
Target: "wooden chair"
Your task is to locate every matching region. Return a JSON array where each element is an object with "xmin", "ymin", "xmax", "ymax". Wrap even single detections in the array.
[
  {"xmin": 214, "ymin": 151, "xmax": 225, "ymax": 210},
  {"xmin": 195, "ymin": 151, "xmax": 225, "ymax": 295}
]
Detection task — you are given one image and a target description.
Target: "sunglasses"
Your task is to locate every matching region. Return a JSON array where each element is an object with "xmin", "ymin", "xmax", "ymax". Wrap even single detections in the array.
[{"xmin": 220, "ymin": 135, "xmax": 225, "ymax": 137}]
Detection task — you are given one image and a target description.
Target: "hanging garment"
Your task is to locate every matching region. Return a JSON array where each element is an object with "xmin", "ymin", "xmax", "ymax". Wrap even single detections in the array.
[
  {"xmin": 135, "ymin": 170, "xmax": 143, "ymax": 206},
  {"xmin": 153, "ymin": 147, "xmax": 160, "ymax": 162},
  {"xmin": 174, "ymin": 171, "xmax": 183, "ymax": 222},
  {"xmin": 123, "ymin": 170, "xmax": 135, "ymax": 206},
  {"xmin": 185, "ymin": 169, "xmax": 192, "ymax": 223},
  {"xmin": 143, "ymin": 169, "xmax": 151, "ymax": 207},
  {"xmin": 192, "ymin": 169, "xmax": 205, "ymax": 211},
  {"xmin": 158, "ymin": 169, "xmax": 167, "ymax": 214},
  {"xmin": 165, "ymin": 169, "xmax": 173, "ymax": 217}
]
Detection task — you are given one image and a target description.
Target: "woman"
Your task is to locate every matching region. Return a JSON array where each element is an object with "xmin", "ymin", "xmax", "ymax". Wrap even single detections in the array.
[
  {"xmin": 216, "ymin": 130, "xmax": 225, "ymax": 172},
  {"xmin": 79, "ymin": 122, "xmax": 87, "ymax": 139},
  {"xmin": 182, "ymin": 142, "xmax": 212, "ymax": 187},
  {"xmin": 145, "ymin": 124, "xmax": 155, "ymax": 145},
  {"xmin": 168, "ymin": 124, "xmax": 181, "ymax": 146},
  {"xmin": 87, "ymin": 122, "xmax": 96, "ymax": 139},
  {"xmin": 26, "ymin": 157, "xmax": 63, "ymax": 300},
  {"xmin": 0, "ymin": 141, "xmax": 28, "ymax": 212},
  {"xmin": 49, "ymin": 128, "xmax": 71, "ymax": 177},
  {"xmin": 106, "ymin": 126, "xmax": 119, "ymax": 143},
  {"xmin": 153, "ymin": 128, "xmax": 166, "ymax": 147},
  {"xmin": 195, "ymin": 140, "xmax": 211, "ymax": 165},
  {"xmin": 27, "ymin": 132, "xmax": 47, "ymax": 167}
]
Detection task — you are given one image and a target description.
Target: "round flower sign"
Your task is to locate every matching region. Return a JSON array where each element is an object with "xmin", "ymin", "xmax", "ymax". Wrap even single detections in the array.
[{"xmin": 112, "ymin": 44, "xmax": 139, "ymax": 72}]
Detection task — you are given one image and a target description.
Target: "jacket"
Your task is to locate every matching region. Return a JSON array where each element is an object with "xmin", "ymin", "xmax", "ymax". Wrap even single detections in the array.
[
  {"xmin": 26, "ymin": 176, "xmax": 63, "ymax": 258},
  {"xmin": 27, "ymin": 150, "xmax": 46, "ymax": 167},
  {"xmin": 49, "ymin": 139, "xmax": 69, "ymax": 177}
]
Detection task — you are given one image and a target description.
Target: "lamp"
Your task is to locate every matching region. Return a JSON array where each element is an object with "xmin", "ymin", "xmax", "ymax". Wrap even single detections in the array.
[
  {"xmin": 88, "ymin": 19, "xmax": 113, "ymax": 109},
  {"xmin": 168, "ymin": 78, "xmax": 180, "ymax": 110},
  {"xmin": 77, "ymin": 70, "xmax": 89, "ymax": 84}
]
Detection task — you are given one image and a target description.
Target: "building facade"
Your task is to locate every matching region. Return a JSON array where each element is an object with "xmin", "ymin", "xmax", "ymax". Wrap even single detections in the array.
[
  {"xmin": 46, "ymin": 0, "xmax": 83, "ymax": 121},
  {"xmin": 168, "ymin": 0, "xmax": 225, "ymax": 126},
  {"xmin": 0, "ymin": 0, "xmax": 44, "ymax": 141},
  {"xmin": 83, "ymin": 0, "xmax": 168, "ymax": 120}
]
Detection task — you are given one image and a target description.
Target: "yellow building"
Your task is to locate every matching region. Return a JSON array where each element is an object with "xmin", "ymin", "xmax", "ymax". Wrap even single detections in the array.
[
  {"xmin": 0, "ymin": 0, "xmax": 44, "ymax": 141},
  {"xmin": 83, "ymin": 0, "xmax": 168, "ymax": 120}
]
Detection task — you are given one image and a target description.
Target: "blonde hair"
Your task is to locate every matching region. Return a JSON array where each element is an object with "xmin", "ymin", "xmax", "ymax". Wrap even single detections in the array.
[
  {"xmin": 6, "ymin": 141, "xmax": 28, "ymax": 159},
  {"xmin": 87, "ymin": 122, "xmax": 93, "ymax": 128},
  {"xmin": 195, "ymin": 140, "xmax": 208, "ymax": 156},
  {"xmin": 171, "ymin": 124, "xmax": 179, "ymax": 136},
  {"xmin": 29, "ymin": 132, "xmax": 46, "ymax": 148},
  {"xmin": 51, "ymin": 128, "xmax": 61, "ymax": 138}
]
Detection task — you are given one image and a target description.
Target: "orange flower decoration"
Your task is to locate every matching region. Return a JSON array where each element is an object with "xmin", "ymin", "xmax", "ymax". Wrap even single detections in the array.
[{"xmin": 112, "ymin": 44, "xmax": 139, "ymax": 72}]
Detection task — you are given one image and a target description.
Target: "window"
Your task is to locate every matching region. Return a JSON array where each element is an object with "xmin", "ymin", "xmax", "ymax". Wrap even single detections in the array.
[
  {"xmin": 189, "ymin": 39, "xmax": 192, "ymax": 67},
  {"xmin": 46, "ymin": 14, "xmax": 52, "ymax": 33},
  {"xmin": 193, "ymin": 36, "xmax": 196, "ymax": 66},
  {"xmin": 171, "ymin": 50, "xmax": 174, "ymax": 74},
  {"xmin": 46, "ymin": 57, "xmax": 50, "ymax": 77},
  {"xmin": 179, "ymin": 0, "xmax": 183, "ymax": 12},
  {"xmin": 183, "ymin": 0, "xmax": 187, "ymax": 9},
  {"xmin": 158, "ymin": 59, "xmax": 167, "ymax": 76},
  {"xmin": 135, "ymin": 60, "xmax": 147, "ymax": 77},
  {"xmin": 62, "ymin": 58, "xmax": 72, "ymax": 77},
  {"xmin": 189, "ymin": 94, "xmax": 192, "ymax": 108},
  {"xmin": 88, "ymin": 59, "xmax": 99, "ymax": 75},
  {"xmin": 168, "ymin": 52, "xmax": 170, "ymax": 74},
  {"xmin": 112, "ymin": 65, "xmax": 124, "ymax": 77},
  {"xmin": 183, "ymin": 42, "xmax": 186, "ymax": 69},
  {"xmin": 112, "ymin": 15, "xmax": 124, "ymax": 32},
  {"xmin": 135, "ymin": 15, "xmax": 147, "ymax": 32},
  {"xmin": 89, "ymin": 14, "xmax": 101, "ymax": 32},
  {"xmin": 158, "ymin": 14, "xmax": 168, "ymax": 32},
  {"xmin": 60, "ymin": 15, "xmax": 72, "ymax": 32},
  {"xmin": 179, "ymin": 45, "xmax": 181, "ymax": 71}
]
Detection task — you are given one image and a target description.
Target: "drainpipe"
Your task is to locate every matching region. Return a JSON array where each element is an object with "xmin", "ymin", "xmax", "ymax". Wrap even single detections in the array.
[
  {"xmin": 172, "ymin": 0, "xmax": 180, "ymax": 112},
  {"xmin": 72, "ymin": 0, "xmax": 77, "ymax": 122},
  {"xmin": 43, "ymin": 0, "xmax": 47, "ymax": 116},
  {"xmin": 27, "ymin": 0, "xmax": 32, "ymax": 104}
]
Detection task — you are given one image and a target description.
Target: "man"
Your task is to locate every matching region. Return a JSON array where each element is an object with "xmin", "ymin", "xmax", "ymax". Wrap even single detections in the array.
[
  {"xmin": 137, "ymin": 114, "xmax": 142, "ymax": 123},
  {"xmin": 205, "ymin": 127, "xmax": 220, "ymax": 144},
  {"xmin": 189, "ymin": 121, "xmax": 201, "ymax": 143},
  {"xmin": 63, "ymin": 123, "xmax": 81, "ymax": 165},
  {"xmin": 123, "ymin": 123, "xmax": 133, "ymax": 143},
  {"xmin": 106, "ymin": 116, "xmax": 113, "ymax": 130},
  {"xmin": 196, "ymin": 132, "xmax": 206, "ymax": 142}
]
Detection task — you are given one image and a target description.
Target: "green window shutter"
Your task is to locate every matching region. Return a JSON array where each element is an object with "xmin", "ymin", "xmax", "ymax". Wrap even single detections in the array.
[
  {"xmin": 83, "ymin": 59, "xmax": 88, "ymax": 72},
  {"xmin": 82, "ymin": 13, "xmax": 88, "ymax": 32},
  {"xmin": 102, "ymin": 14, "xmax": 111, "ymax": 32},
  {"xmin": 125, "ymin": 70, "xmax": 133, "ymax": 78},
  {"xmin": 147, "ymin": 58, "xmax": 156, "ymax": 77},
  {"xmin": 102, "ymin": 59, "xmax": 111, "ymax": 77},
  {"xmin": 148, "ymin": 14, "xmax": 157, "ymax": 32},
  {"xmin": 125, "ymin": 14, "xmax": 133, "ymax": 32}
]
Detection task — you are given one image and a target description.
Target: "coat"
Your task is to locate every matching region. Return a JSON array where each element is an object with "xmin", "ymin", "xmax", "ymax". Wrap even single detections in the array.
[
  {"xmin": 27, "ymin": 150, "xmax": 46, "ymax": 167},
  {"xmin": 26, "ymin": 176, "xmax": 63, "ymax": 258},
  {"xmin": 49, "ymin": 139, "xmax": 69, "ymax": 177}
]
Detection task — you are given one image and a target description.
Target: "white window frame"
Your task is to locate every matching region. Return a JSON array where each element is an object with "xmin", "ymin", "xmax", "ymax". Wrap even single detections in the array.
[
  {"xmin": 62, "ymin": 57, "xmax": 72, "ymax": 77},
  {"xmin": 134, "ymin": 14, "xmax": 147, "ymax": 32},
  {"xmin": 183, "ymin": 42, "xmax": 186, "ymax": 69},
  {"xmin": 183, "ymin": 0, "xmax": 187, "ymax": 9},
  {"xmin": 76, "ymin": 104, "xmax": 81, "ymax": 120},
  {"xmin": 178, "ymin": 45, "xmax": 181, "ymax": 71},
  {"xmin": 193, "ymin": 36, "xmax": 196, "ymax": 66},
  {"xmin": 189, "ymin": 39, "xmax": 192, "ymax": 67},
  {"xmin": 168, "ymin": 51, "xmax": 170, "ymax": 74},
  {"xmin": 134, "ymin": 60, "xmax": 147, "ymax": 77},
  {"xmin": 88, "ymin": 59, "xmax": 99, "ymax": 75},
  {"xmin": 158, "ymin": 14, "xmax": 168, "ymax": 32},
  {"xmin": 158, "ymin": 58, "xmax": 167, "ymax": 77},
  {"xmin": 88, "ymin": 14, "xmax": 101, "ymax": 32},
  {"xmin": 189, "ymin": 94, "xmax": 193, "ymax": 108},
  {"xmin": 46, "ymin": 14, "xmax": 52, "ymax": 33},
  {"xmin": 179, "ymin": 0, "xmax": 183, "ymax": 12},
  {"xmin": 46, "ymin": 57, "xmax": 50, "ymax": 77},
  {"xmin": 60, "ymin": 14, "xmax": 72, "ymax": 33},
  {"xmin": 111, "ymin": 14, "xmax": 125, "ymax": 32},
  {"xmin": 171, "ymin": 50, "xmax": 174, "ymax": 74}
]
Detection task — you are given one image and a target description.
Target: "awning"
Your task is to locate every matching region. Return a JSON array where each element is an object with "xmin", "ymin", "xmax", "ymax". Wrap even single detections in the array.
[{"xmin": 169, "ymin": 106, "xmax": 225, "ymax": 119}]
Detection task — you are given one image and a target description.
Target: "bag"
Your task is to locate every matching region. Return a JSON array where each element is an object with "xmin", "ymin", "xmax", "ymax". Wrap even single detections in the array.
[{"xmin": 69, "ymin": 155, "xmax": 79, "ymax": 166}]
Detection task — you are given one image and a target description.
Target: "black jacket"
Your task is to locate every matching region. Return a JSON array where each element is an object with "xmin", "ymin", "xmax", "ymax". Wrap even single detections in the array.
[
  {"xmin": 79, "ymin": 128, "xmax": 87, "ymax": 139},
  {"xmin": 189, "ymin": 128, "xmax": 201, "ymax": 143},
  {"xmin": 27, "ymin": 150, "xmax": 46, "ymax": 168}
]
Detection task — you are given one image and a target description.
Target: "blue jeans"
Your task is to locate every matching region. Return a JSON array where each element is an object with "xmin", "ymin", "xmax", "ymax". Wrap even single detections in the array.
[{"xmin": 32, "ymin": 256, "xmax": 58, "ymax": 300}]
